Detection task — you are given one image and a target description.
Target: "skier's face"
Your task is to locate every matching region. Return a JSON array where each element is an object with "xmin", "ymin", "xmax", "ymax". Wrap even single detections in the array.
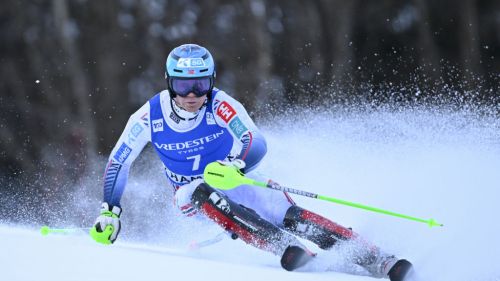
[{"xmin": 174, "ymin": 93, "xmax": 207, "ymax": 112}]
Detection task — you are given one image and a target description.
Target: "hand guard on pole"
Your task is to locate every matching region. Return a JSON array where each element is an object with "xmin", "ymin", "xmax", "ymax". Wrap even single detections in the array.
[{"xmin": 90, "ymin": 202, "xmax": 122, "ymax": 245}]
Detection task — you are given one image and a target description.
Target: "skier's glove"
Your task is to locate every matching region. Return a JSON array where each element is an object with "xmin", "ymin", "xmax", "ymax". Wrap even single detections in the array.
[
  {"xmin": 90, "ymin": 202, "xmax": 122, "ymax": 245},
  {"xmin": 217, "ymin": 159, "xmax": 246, "ymax": 173}
]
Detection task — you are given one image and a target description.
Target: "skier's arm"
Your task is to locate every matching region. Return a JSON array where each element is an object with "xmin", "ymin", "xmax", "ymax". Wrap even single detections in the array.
[
  {"xmin": 213, "ymin": 91, "xmax": 267, "ymax": 172},
  {"xmin": 91, "ymin": 102, "xmax": 151, "ymax": 245},
  {"xmin": 102, "ymin": 102, "xmax": 151, "ymax": 207}
]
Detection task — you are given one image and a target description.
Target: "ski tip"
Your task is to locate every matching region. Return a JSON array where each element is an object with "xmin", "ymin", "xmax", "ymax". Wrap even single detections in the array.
[
  {"xmin": 280, "ymin": 246, "xmax": 315, "ymax": 271},
  {"xmin": 388, "ymin": 259, "xmax": 414, "ymax": 281}
]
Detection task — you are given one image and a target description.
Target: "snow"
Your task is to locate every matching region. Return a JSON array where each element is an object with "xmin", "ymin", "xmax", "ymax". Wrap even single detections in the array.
[
  {"xmin": 0, "ymin": 226, "xmax": 366, "ymax": 281},
  {"xmin": 2, "ymin": 108, "xmax": 500, "ymax": 281}
]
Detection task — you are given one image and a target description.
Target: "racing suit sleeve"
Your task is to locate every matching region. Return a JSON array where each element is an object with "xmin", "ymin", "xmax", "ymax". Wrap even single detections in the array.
[
  {"xmin": 212, "ymin": 90, "xmax": 267, "ymax": 173},
  {"xmin": 102, "ymin": 102, "xmax": 151, "ymax": 207}
]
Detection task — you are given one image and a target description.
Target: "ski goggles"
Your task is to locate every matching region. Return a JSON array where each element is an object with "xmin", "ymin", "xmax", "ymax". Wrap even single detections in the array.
[{"xmin": 169, "ymin": 77, "xmax": 213, "ymax": 97}]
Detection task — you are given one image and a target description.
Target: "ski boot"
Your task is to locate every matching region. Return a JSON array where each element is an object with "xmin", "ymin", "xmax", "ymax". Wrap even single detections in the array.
[{"xmin": 360, "ymin": 253, "xmax": 413, "ymax": 280}]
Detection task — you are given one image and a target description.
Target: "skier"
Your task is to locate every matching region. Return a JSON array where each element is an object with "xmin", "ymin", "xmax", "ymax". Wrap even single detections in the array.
[{"xmin": 90, "ymin": 43, "xmax": 413, "ymax": 280}]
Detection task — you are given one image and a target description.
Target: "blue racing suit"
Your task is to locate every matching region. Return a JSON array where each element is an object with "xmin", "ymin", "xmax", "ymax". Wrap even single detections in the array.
[{"xmin": 102, "ymin": 88, "xmax": 267, "ymax": 208}]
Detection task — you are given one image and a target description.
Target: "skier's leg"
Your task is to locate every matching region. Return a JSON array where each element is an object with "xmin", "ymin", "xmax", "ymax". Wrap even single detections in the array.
[
  {"xmin": 283, "ymin": 205, "xmax": 355, "ymax": 249},
  {"xmin": 215, "ymin": 178, "xmax": 412, "ymax": 280},
  {"xmin": 282, "ymin": 205, "xmax": 413, "ymax": 280},
  {"xmin": 191, "ymin": 183, "xmax": 315, "ymax": 271},
  {"xmin": 221, "ymin": 177, "xmax": 295, "ymax": 227}
]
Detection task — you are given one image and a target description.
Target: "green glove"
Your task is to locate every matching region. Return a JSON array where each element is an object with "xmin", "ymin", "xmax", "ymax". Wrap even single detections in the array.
[{"xmin": 90, "ymin": 203, "xmax": 122, "ymax": 245}]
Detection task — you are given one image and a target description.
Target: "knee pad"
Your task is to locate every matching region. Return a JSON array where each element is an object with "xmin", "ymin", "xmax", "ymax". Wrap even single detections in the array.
[
  {"xmin": 175, "ymin": 179, "xmax": 204, "ymax": 216},
  {"xmin": 191, "ymin": 182, "xmax": 221, "ymax": 209}
]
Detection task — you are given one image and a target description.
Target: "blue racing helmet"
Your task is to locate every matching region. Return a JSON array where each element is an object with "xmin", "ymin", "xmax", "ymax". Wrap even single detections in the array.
[{"xmin": 165, "ymin": 44, "xmax": 216, "ymax": 98}]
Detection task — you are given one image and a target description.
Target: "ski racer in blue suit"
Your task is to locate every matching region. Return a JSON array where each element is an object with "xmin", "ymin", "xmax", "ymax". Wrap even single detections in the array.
[{"xmin": 90, "ymin": 44, "xmax": 412, "ymax": 281}]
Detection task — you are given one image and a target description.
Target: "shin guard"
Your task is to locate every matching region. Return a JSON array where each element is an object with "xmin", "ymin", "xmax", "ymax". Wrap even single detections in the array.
[
  {"xmin": 191, "ymin": 183, "xmax": 311, "ymax": 263},
  {"xmin": 283, "ymin": 205, "xmax": 355, "ymax": 249},
  {"xmin": 283, "ymin": 205, "xmax": 393, "ymax": 276}
]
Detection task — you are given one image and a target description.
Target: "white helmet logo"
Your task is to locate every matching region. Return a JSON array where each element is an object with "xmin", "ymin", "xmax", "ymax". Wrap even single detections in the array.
[{"xmin": 177, "ymin": 58, "xmax": 205, "ymax": 68}]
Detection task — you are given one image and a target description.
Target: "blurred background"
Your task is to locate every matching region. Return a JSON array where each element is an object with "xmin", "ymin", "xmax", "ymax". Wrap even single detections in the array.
[{"xmin": 0, "ymin": 0, "xmax": 499, "ymax": 225}]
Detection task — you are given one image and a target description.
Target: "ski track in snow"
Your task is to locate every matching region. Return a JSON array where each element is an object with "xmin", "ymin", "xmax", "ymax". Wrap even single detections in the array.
[{"xmin": 1, "ymin": 109, "xmax": 500, "ymax": 281}]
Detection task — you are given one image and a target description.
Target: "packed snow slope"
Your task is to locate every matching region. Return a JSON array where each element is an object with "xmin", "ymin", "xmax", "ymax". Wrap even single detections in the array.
[{"xmin": 1, "ymin": 107, "xmax": 499, "ymax": 281}]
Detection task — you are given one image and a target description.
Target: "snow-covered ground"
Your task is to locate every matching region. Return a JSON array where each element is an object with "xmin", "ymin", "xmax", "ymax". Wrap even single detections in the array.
[{"xmin": 2, "ymin": 107, "xmax": 499, "ymax": 281}]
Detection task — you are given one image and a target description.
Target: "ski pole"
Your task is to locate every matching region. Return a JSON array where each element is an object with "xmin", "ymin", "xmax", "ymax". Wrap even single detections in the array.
[
  {"xmin": 40, "ymin": 225, "xmax": 91, "ymax": 236},
  {"xmin": 188, "ymin": 232, "xmax": 227, "ymax": 251},
  {"xmin": 203, "ymin": 162, "xmax": 444, "ymax": 228}
]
